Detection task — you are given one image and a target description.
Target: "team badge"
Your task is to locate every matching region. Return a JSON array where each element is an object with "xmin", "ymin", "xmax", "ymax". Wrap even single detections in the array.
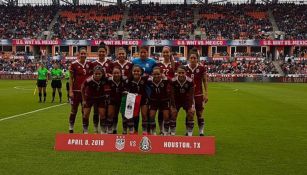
[
  {"xmin": 115, "ymin": 136, "xmax": 125, "ymax": 151},
  {"xmin": 139, "ymin": 136, "xmax": 152, "ymax": 152},
  {"xmin": 105, "ymin": 63, "xmax": 108, "ymax": 67},
  {"xmin": 184, "ymin": 84, "xmax": 189, "ymax": 88},
  {"xmin": 146, "ymin": 63, "xmax": 149, "ymax": 67},
  {"xmin": 160, "ymin": 83, "xmax": 164, "ymax": 87},
  {"xmin": 86, "ymin": 64, "xmax": 89, "ymax": 68},
  {"xmin": 196, "ymin": 69, "xmax": 199, "ymax": 73},
  {"xmin": 125, "ymin": 65, "xmax": 129, "ymax": 69}
]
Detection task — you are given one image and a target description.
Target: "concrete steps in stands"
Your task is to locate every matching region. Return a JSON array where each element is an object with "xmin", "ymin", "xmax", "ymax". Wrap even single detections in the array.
[
  {"xmin": 273, "ymin": 60, "xmax": 285, "ymax": 76},
  {"xmin": 268, "ymin": 9, "xmax": 279, "ymax": 32}
]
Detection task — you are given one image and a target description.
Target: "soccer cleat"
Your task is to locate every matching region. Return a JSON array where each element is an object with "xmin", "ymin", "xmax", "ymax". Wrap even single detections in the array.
[
  {"xmin": 69, "ymin": 129, "xmax": 74, "ymax": 133},
  {"xmin": 113, "ymin": 130, "xmax": 117, "ymax": 134},
  {"xmin": 200, "ymin": 133, "xmax": 204, "ymax": 136},
  {"xmin": 185, "ymin": 133, "xmax": 188, "ymax": 136}
]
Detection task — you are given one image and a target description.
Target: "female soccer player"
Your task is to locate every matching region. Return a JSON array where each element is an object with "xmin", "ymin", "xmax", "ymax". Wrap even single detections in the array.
[
  {"xmin": 81, "ymin": 66, "xmax": 110, "ymax": 134},
  {"xmin": 106, "ymin": 67, "xmax": 129, "ymax": 134},
  {"xmin": 186, "ymin": 49, "xmax": 208, "ymax": 136},
  {"xmin": 156, "ymin": 46, "xmax": 179, "ymax": 134},
  {"xmin": 125, "ymin": 65, "xmax": 149, "ymax": 134},
  {"xmin": 170, "ymin": 65, "xmax": 195, "ymax": 136},
  {"xmin": 110, "ymin": 47, "xmax": 133, "ymax": 133},
  {"xmin": 37, "ymin": 63, "xmax": 48, "ymax": 103},
  {"xmin": 113, "ymin": 47, "xmax": 133, "ymax": 78},
  {"xmin": 50, "ymin": 62, "xmax": 63, "ymax": 103},
  {"xmin": 90, "ymin": 42, "xmax": 113, "ymax": 132},
  {"xmin": 148, "ymin": 67, "xmax": 172, "ymax": 135},
  {"xmin": 68, "ymin": 47, "xmax": 92, "ymax": 133}
]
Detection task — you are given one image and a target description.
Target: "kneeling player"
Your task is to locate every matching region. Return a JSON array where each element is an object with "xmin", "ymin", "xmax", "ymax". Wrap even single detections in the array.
[
  {"xmin": 170, "ymin": 66, "xmax": 195, "ymax": 136},
  {"xmin": 148, "ymin": 67, "xmax": 172, "ymax": 135},
  {"xmin": 107, "ymin": 67, "xmax": 129, "ymax": 134},
  {"xmin": 81, "ymin": 66, "xmax": 110, "ymax": 134}
]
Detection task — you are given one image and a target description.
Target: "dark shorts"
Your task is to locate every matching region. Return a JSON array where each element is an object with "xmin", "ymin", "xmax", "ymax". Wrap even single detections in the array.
[
  {"xmin": 140, "ymin": 97, "xmax": 149, "ymax": 106},
  {"xmin": 66, "ymin": 82, "xmax": 69, "ymax": 91},
  {"xmin": 109, "ymin": 97, "xmax": 121, "ymax": 106},
  {"xmin": 83, "ymin": 98, "xmax": 106, "ymax": 109},
  {"xmin": 194, "ymin": 95, "xmax": 204, "ymax": 111},
  {"xmin": 51, "ymin": 80, "xmax": 62, "ymax": 89},
  {"xmin": 70, "ymin": 91, "xmax": 82, "ymax": 108},
  {"xmin": 175, "ymin": 98, "xmax": 192, "ymax": 111},
  {"xmin": 37, "ymin": 80, "xmax": 47, "ymax": 87},
  {"xmin": 149, "ymin": 99, "xmax": 170, "ymax": 111}
]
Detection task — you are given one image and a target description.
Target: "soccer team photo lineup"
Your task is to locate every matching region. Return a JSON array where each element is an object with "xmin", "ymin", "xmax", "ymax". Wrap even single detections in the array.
[
  {"xmin": 0, "ymin": 1, "xmax": 307, "ymax": 174},
  {"xmin": 36, "ymin": 44, "xmax": 209, "ymax": 136}
]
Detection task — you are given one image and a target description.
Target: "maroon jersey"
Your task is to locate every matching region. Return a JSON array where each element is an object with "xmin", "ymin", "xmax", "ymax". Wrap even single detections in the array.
[
  {"xmin": 107, "ymin": 76, "xmax": 129, "ymax": 103},
  {"xmin": 81, "ymin": 76, "xmax": 110, "ymax": 101},
  {"xmin": 147, "ymin": 76, "xmax": 172, "ymax": 101},
  {"xmin": 171, "ymin": 76, "xmax": 194, "ymax": 108},
  {"xmin": 91, "ymin": 59, "xmax": 113, "ymax": 75},
  {"xmin": 69, "ymin": 60, "xmax": 92, "ymax": 91},
  {"xmin": 156, "ymin": 61, "xmax": 180, "ymax": 79},
  {"xmin": 113, "ymin": 60, "xmax": 133, "ymax": 78},
  {"xmin": 126, "ymin": 76, "xmax": 149, "ymax": 105},
  {"xmin": 186, "ymin": 64, "xmax": 206, "ymax": 96}
]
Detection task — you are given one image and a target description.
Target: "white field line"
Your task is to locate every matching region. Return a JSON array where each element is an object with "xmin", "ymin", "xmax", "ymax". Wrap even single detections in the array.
[
  {"xmin": 0, "ymin": 103, "xmax": 67, "ymax": 122},
  {"xmin": 13, "ymin": 86, "xmax": 34, "ymax": 91}
]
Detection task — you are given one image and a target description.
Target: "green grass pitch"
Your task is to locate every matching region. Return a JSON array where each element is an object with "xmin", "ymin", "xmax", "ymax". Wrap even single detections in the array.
[{"xmin": 0, "ymin": 80, "xmax": 306, "ymax": 175}]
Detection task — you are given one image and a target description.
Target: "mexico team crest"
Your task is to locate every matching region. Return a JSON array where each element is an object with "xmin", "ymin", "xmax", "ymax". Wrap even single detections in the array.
[
  {"xmin": 115, "ymin": 136, "xmax": 125, "ymax": 150},
  {"xmin": 139, "ymin": 136, "xmax": 152, "ymax": 152}
]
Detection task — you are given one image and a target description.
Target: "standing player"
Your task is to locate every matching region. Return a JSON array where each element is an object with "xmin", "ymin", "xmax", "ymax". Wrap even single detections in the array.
[
  {"xmin": 132, "ymin": 46, "xmax": 156, "ymax": 75},
  {"xmin": 148, "ymin": 67, "xmax": 172, "ymax": 135},
  {"xmin": 170, "ymin": 66, "xmax": 195, "ymax": 136},
  {"xmin": 131, "ymin": 46, "xmax": 156, "ymax": 131},
  {"xmin": 156, "ymin": 46, "xmax": 180, "ymax": 134},
  {"xmin": 90, "ymin": 42, "xmax": 113, "ymax": 133},
  {"xmin": 111, "ymin": 47, "xmax": 133, "ymax": 133},
  {"xmin": 125, "ymin": 65, "xmax": 149, "ymax": 134},
  {"xmin": 50, "ymin": 62, "xmax": 63, "ymax": 103},
  {"xmin": 106, "ymin": 67, "xmax": 129, "ymax": 134},
  {"xmin": 81, "ymin": 66, "xmax": 110, "ymax": 134},
  {"xmin": 68, "ymin": 48, "xmax": 92, "ymax": 133},
  {"xmin": 186, "ymin": 50, "xmax": 208, "ymax": 136},
  {"xmin": 113, "ymin": 47, "xmax": 133, "ymax": 78},
  {"xmin": 36, "ymin": 63, "xmax": 48, "ymax": 103}
]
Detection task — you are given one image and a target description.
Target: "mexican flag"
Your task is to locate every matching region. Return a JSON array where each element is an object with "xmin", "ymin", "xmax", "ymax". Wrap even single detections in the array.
[{"xmin": 120, "ymin": 93, "xmax": 141, "ymax": 119}]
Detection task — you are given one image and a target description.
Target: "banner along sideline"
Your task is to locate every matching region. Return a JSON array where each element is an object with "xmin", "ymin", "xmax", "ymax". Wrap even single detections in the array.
[{"xmin": 55, "ymin": 134, "xmax": 215, "ymax": 155}]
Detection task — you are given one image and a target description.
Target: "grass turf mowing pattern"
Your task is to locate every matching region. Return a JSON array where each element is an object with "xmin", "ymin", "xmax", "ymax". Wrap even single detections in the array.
[{"xmin": 0, "ymin": 80, "xmax": 306, "ymax": 175}]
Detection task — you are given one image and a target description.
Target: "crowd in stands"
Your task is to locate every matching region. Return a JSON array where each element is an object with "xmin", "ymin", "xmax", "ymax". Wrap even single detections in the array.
[
  {"xmin": 52, "ymin": 5, "xmax": 124, "ymax": 39},
  {"xmin": 0, "ymin": 4, "xmax": 307, "ymax": 40},
  {"xmin": 280, "ymin": 61, "xmax": 306, "ymax": 75},
  {"xmin": 197, "ymin": 4, "xmax": 272, "ymax": 39},
  {"xmin": 124, "ymin": 3, "xmax": 195, "ymax": 40},
  {"xmin": 0, "ymin": 5, "xmax": 56, "ymax": 39},
  {"xmin": 272, "ymin": 4, "xmax": 307, "ymax": 39},
  {"xmin": 206, "ymin": 60, "xmax": 279, "ymax": 75},
  {"xmin": 0, "ymin": 58, "xmax": 37, "ymax": 73}
]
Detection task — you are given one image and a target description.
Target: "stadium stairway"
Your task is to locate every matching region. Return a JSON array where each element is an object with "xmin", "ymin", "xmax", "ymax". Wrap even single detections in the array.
[
  {"xmin": 46, "ymin": 10, "xmax": 60, "ymax": 39},
  {"xmin": 273, "ymin": 60, "xmax": 285, "ymax": 76},
  {"xmin": 268, "ymin": 9, "xmax": 279, "ymax": 32},
  {"xmin": 120, "ymin": 6, "xmax": 130, "ymax": 39},
  {"xmin": 192, "ymin": 7, "xmax": 200, "ymax": 39}
]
